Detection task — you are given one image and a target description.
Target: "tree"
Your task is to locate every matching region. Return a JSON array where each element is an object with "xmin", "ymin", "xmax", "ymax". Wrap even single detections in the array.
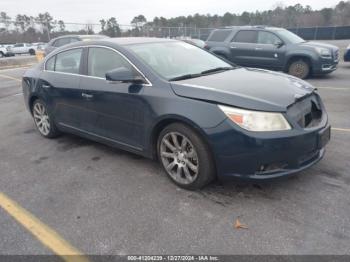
[
  {"xmin": 99, "ymin": 19, "xmax": 106, "ymax": 32},
  {"xmin": 104, "ymin": 17, "xmax": 120, "ymax": 37},
  {"xmin": 240, "ymin": 12, "xmax": 251, "ymax": 25},
  {"xmin": 131, "ymin": 14, "xmax": 147, "ymax": 28},
  {"xmin": 58, "ymin": 20, "xmax": 65, "ymax": 32},
  {"xmin": 86, "ymin": 24, "xmax": 94, "ymax": 34},
  {"xmin": 131, "ymin": 15, "xmax": 147, "ymax": 36},
  {"xmin": 0, "ymin": 12, "xmax": 11, "ymax": 31},
  {"xmin": 320, "ymin": 8, "xmax": 333, "ymax": 25},
  {"xmin": 35, "ymin": 12, "xmax": 54, "ymax": 32}
]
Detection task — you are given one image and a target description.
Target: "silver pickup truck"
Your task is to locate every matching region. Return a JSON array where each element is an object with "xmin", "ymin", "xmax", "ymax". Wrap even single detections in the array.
[{"xmin": 0, "ymin": 45, "xmax": 15, "ymax": 58}]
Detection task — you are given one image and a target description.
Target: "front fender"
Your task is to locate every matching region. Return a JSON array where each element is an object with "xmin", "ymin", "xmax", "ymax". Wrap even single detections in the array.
[{"xmin": 285, "ymin": 50, "xmax": 317, "ymax": 69}]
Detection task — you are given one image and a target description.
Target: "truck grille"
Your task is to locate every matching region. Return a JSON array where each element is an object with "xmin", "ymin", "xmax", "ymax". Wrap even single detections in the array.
[
  {"xmin": 334, "ymin": 49, "xmax": 339, "ymax": 62},
  {"xmin": 287, "ymin": 94, "xmax": 323, "ymax": 128}
]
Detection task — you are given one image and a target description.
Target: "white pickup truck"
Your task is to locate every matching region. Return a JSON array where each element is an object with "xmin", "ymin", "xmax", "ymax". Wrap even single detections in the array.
[
  {"xmin": 0, "ymin": 45, "xmax": 15, "ymax": 58},
  {"xmin": 11, "ymin": 43, "xmax": 37, "ymax": 55}
]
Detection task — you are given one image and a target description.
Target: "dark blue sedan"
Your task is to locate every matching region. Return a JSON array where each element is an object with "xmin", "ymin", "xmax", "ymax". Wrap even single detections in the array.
[{"xmin": 22, "ymin": 37, "xmax": 330, "ymax": 189}]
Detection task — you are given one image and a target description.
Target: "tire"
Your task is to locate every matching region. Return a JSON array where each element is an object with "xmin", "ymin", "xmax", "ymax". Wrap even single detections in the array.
[
  {"xmin": 32, "ymin": 99, "xmax": 61, "ymax": 138},
  {"xmin": 288, "ymin": 59, "xmax": 310, "ymax": 79},
  {"xmin": 29, "ymin": 49, "xmax": 36, "ymax": 55},
  {"xmin": 157, "ymin": 123, "xmax": 215, "ymax": 190},
  {"xmin": 0, "ymin": 52, "xmax": 4, "ymax": 58}
]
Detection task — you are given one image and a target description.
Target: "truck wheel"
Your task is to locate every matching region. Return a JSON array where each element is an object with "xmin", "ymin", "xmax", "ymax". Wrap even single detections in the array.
[
  {"xmin": 288, "ymin": 59, "xmax": 310, "ymax": 79},
  {"xmin": 29, "ymin": 49, "xmax": 36, "ymax": 55}
]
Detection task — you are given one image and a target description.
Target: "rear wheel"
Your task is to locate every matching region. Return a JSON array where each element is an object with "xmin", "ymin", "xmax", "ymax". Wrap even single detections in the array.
[
  {"xmin": 157, "ymin": 123, "xmax": 215, "ymax": 190},
  {"xmin": 32, "ymin": 99, "xmax": 60, "ymax": 138},
  {"xmin": 29, "ymin": 49, "xmax": 36, "ymax": 55},
  {"xmin": 288, "ymin": 59, "xmax": 310, "ymax": 79}
]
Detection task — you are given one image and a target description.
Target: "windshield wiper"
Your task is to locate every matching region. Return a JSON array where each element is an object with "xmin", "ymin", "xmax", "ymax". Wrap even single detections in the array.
[
  {"xmin": 169, "ymin": 67, "xmax": 234, "ymax": 81},
  {"xmin": 169, "ymin": 73, "xmax": 202, "ymax": 81},
  {"xmin": 201, "ymin": 66, "xmax": 234, "ymax": 75}
]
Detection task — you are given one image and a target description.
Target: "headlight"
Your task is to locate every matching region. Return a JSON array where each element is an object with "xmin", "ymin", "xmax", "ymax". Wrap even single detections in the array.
[
  {"xmin": 218, "ymin": 105, "xmax": 291, "ymax": 132},
  {"xmin": 315, "ymin": 47, "xmax": 331, "ymax": 58}
]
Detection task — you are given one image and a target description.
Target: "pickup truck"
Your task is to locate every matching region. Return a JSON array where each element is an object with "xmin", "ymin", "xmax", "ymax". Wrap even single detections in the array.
[
  {"xmin": 0, "ymin": 45, "xmax": 15, "ymax": 58},
  {"xmin": 11, "ymin": 43, "xmax": 37, "ymax": 55}
]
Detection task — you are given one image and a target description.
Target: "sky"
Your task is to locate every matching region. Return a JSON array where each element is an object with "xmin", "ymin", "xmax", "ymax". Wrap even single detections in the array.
[{"xmin": 1, "ymin": 0, "xmax": 342, "ymax": 25}]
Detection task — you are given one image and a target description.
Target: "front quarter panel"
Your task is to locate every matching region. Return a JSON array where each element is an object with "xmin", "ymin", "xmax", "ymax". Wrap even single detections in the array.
[
  {"xmin": 22, "ymin": 64, "xmax": 43, "ymax": 112},
  {"xmin": 141, "ymin": 82, "xmax": 227, "ymax": 156}
]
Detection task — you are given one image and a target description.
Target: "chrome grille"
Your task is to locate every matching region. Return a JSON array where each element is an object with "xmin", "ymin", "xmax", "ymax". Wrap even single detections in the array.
[{"xmin": 334, "ymin": 49, "xmax": 339, "ymax": 62}]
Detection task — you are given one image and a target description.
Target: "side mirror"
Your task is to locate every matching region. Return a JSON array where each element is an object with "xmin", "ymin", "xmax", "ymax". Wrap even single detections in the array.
[
  {"xmin": 105, "ymin": 67, "xmax": 145, "ymax": 84},
  {"xmin": 275, "ymin": 41, "xmax": 284, "ymax": 48}
]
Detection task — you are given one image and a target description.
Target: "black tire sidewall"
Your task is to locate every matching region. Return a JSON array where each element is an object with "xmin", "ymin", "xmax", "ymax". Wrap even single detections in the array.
[{"xmin": 157, "ymin": 123, "xmax": 215, "ymax": 190}]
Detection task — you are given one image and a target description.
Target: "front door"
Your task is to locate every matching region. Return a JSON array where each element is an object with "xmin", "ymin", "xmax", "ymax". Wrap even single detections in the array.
[
  {"xmin": 253, "ymin": 31, "xmax": 286, "ymax": 70},
  {"xmin": 79, "ymin": 47, "xmax": 148, "ymax": 150}
]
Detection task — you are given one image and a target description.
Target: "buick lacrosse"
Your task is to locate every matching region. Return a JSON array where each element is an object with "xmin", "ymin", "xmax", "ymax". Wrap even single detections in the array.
[{"xmin": 22, "ymin": 38, "xmax": 330, "ymax": 189}]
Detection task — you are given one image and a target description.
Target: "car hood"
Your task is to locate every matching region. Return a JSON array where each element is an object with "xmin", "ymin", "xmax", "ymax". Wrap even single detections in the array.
[
  {"xmin": 299, "ymin": 41, "xmax": 338, "ymax": 51},
  {"xmin": 170, "ymin": 68, "xmax": 316, "ymax": 112}
]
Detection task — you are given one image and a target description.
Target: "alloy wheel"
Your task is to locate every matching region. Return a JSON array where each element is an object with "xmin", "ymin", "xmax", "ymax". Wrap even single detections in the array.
[
  {"xmin": 160, "ymin": 132, "xmax": 199, "ymax": 185},
  {"xmin": 289, "ymin": 60, "xmax": 309, "ymax": 79},
  {"xmin": 33, "ymin": 102, "xmax": 51, "ymax": 136}
]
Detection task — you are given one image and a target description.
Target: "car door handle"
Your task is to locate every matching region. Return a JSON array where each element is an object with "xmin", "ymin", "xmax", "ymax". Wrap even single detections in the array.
[
  {"xmin": 81, "ymin": 93, "xmax": 93, "ymax": 99},
  {"xmin": 255, "ymin": 47, "xmax": 263, "ymax": 50},
  {"xmin": 230, "ymin": 46, "xmax": 237, "ymax": 49},
  {"xmin": 42, "ymin": 84, "xmax": 51, "ymax": 89}
]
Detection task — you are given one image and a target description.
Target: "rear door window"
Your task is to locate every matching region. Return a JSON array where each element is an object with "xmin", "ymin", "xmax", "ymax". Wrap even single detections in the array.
[
  {"xmin": 55, "ymin": 48, "xmax": 83, "ymax": 74},
  {"xmin": 45, "ymin": 56, "xmax": 56, "ymax": 71},
  {"xmin": 233, "ymin": 30, "xmax": 258, "ymax": 43},
  {"xmin": 207, "ymin": 30, "xmax": 231, "ymax": 42},
  {"xmin": 53, "ymin": 38, "xmax": 71, "ymax": 47}
]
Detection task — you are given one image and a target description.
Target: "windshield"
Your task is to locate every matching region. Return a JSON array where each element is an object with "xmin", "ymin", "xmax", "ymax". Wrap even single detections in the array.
[
  {"xmin": 275, "ymin": 29, "xmax": 305, "ymax": 44},
  {"xmin": 128, "ymin": 41, "xmax": 233, "ymax": 80}
]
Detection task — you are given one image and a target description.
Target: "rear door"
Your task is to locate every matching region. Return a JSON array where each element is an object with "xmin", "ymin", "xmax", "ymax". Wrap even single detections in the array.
[
  {"xmin": 229, "ymin": 30, "xmax": 258, "ymax": 67},
  {"xmin": 39, "ymin": 47, "xmax": 90, "ymax": 130}
]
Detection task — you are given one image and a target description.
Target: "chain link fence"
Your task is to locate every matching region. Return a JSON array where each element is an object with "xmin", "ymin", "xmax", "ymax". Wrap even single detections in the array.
[
  {"xmin": 288, "ymin": 26, "xmax": 350, "ymax": 40},
  {"xmin": 0, "ymin": 19, "xmax": 350, "ymax": 44}
]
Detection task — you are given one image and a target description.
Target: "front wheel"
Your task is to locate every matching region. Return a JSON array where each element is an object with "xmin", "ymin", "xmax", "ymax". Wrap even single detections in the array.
[
  {"xmin": 32, "ymin": 99, "xmax": 61, "ymax": 138},
  {"xmin": 288, "ymin": 59, "xmax": 310, "ymax": 79},
  {"xmin": 0, "ymin": 52, "xmax": 4, "ymax": 58},
  {"xmin": 157, "ymin": 123, "xmax": 215, "ymax": 190},
  {"xmin": 29, "ymin": 49, "xmax": 36, "ymax": 55}
]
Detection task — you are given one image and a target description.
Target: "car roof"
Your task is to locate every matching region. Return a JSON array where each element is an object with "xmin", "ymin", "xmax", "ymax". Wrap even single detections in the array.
[
  {"xmin": 216, "ymin": 26, "xmax": 283, "ymax": 31},
  {"xmin": 53, "ymin": 34, "xmax": 106, "ymax": 39},
  {"xmin": 45, "ymin": 37, "xmax": 179, "ymax": 58},
  {"xmin": 102, "ymin": 37, "xmax": 176, "ymax": 45}
]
